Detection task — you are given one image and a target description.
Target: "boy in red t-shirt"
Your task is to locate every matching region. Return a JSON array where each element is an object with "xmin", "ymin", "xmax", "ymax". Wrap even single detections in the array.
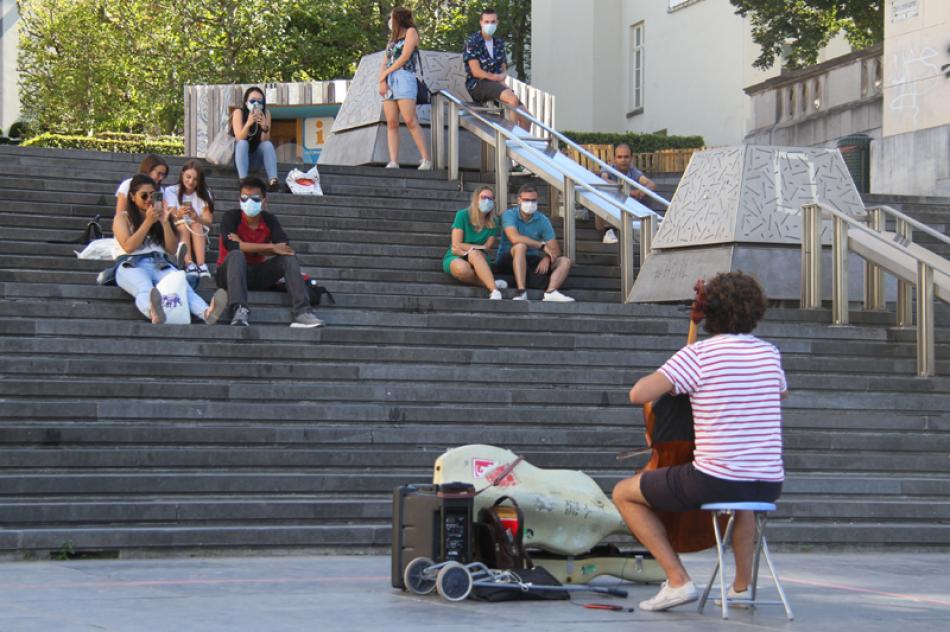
[{"xmin": 215, "ymin": 177, "xmax": 323, "ymax": 328}]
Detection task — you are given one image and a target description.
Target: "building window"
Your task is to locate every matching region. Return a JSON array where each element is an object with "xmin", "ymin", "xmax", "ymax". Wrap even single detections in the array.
[
  {"xmin": 669, "ymin": 0, "xmax": 704, "ymax": 11},
  {"xmin": 630, "ymin": 22, "xmax": 644, "ymax": 113}
]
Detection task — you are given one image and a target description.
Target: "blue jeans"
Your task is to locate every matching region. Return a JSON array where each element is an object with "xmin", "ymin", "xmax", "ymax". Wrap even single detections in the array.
[
  {"xmin": 115, "ymin": 255, "xmax": 209, "ymax": 321},
  {"xmin": 235, "ymin": 140, "xmax": 278, "ymax": 180}
]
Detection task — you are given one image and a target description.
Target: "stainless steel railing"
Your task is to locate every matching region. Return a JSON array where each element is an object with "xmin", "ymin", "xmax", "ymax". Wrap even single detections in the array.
[
  {"xmin": 430, "ymin": 89, "xmax": 662, "ymax": 303},
  {"xmin": 801, "ymin": 201, "xmax": 949, "ymax": 376}
]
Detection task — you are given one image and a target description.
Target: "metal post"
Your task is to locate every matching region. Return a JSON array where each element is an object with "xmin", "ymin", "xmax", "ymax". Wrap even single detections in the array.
[
  {"xmin": 431, "ymin": 95, "xmax": 443, "ymax": 170},
  {"xmin": 639, "ymin": 214, "xmax": 653, "ymax": 269},
  {"xmin": 548, "ymin": 184, "xmax": 561, "ymax": 220},
  {"xmin": 863, "ymin": 207, "xmax": 885, "ymax": 310},
  {"xmin": 916, "ymin": 261, "xmax": 935, "ymax": 377},
  {"xmin": 494, "ymin": 128, "xmax": 508, "ymax": 212},
  {"xmin": 800, "ymin": 204, "xmax": 822, "ymax": 309},
  {"xmin": 832, "ymin": 215, "xmax": 849, "ymax": 325},
  {"xmin": 622, "ymin": 212, "xmax": 637, "ymax": 303},
  {"xmin": 448, "ymin": 100, "xmax": 459, "ymax": 181},
  {"xmin": 562, "ymin": 176, "xmax": 576, "ymax": 261},
  {"xmin": 896, "ymin": 218, "xmax": 913, "ymax": 327}
]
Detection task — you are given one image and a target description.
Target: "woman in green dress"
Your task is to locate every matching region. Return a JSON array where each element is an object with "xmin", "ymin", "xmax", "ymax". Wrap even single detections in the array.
[{"xmin": 442, "ymin": 186, "xmax": 507, "ymax": 299}]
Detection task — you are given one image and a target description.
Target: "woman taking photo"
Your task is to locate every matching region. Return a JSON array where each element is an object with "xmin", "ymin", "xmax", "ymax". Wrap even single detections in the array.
[
  {"xmin": 231, "ymin": 86, "xmax": 279, "ymax": 190},
  {"xmin": 164, "ymin": 160, "xmax": 215, "ymax": 278},
  {"xmin": 112, "ymin": 175, "xmax": 226, "ymax": 325},
  {"xmin": 378, "ymin": 6, "xmax": 431, "ymax": 170},
  {"xmin": 442, "ymin": 185, "xmax": 506, "ymax": 299}
]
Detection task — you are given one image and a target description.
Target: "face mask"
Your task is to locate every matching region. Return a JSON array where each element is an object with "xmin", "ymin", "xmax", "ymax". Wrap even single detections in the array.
[
  {"xmin": 520, "ymin": 201, "xmax": 538, "ymax": 215},
  {"xmin": 478, "ymin": 198, "xmax": 494, "ymax": 213},
  {"xmin": 482, "ymin": 22, "xmax": 497, "ymax": 37},
  {"xmin": 246, "ymin": 99, "xmax": 262, "ymax": 111},
  {"xmin": 241, "ymin": 198, "xmax": 262, "ymax": 217},
  {"xmin": 388, "ymin": 17, "xmax": 393, "ymax": 31}
]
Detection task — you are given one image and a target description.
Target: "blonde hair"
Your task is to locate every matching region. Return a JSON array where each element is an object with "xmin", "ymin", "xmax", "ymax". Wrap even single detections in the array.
[{"xmin": 468, "ymin": 186, "xmax": 497, "ymax": 230}]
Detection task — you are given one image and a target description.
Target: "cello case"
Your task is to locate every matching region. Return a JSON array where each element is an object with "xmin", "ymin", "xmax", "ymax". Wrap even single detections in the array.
[{"xmin": 432, "ymin": 444, "xmax": 665, "ymax": 584}]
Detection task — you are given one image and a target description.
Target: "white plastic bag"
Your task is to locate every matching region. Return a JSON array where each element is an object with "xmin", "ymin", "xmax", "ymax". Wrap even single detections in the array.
[
  {"xmin": 76, "ymin": 238, "xmax": 123, "ymax": 260},
  {"xmin": 155, "ymin": 270, "xmax": 192, "ymax": 325},
  {"xmin": 286, "ymin": 165, "xmax": 323, "ymax": 196},
  {"xmin": 205, "ymin": 128, "xmax": 235, "ymax": 166}
]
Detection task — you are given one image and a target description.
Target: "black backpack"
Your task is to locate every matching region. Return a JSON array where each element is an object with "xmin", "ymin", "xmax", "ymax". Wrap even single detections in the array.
[{"xmin": 48, "ymin": 215, "xmax": 103, "ymax": 245}]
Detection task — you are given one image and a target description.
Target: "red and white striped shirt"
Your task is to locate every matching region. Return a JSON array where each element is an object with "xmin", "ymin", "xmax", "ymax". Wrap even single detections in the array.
[{"xmin": 658, "ymin": 334, "xmax": 786, "ymax": 482}]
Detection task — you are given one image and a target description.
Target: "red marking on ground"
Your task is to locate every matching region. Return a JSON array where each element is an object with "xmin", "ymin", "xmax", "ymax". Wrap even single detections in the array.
[{"xmin": 784, "ymin": 576, "xmax": 950, "ymax": 608}]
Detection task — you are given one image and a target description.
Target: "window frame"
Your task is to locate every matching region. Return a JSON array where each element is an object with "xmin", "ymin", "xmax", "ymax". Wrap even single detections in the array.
[{"xmin": 628, "ymin": 21, "xmax": 645, "ymax": 117}]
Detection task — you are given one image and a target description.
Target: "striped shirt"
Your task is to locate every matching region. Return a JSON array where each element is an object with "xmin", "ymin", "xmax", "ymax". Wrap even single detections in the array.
[{"xmin": 657, "ymin": 334, "xmax": 786, "ymax": 482}]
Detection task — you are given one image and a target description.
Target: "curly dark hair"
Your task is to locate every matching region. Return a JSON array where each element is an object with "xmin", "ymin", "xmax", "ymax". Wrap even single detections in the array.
[{"xmin": 702, "ymin": 271, "xmax": 767, "ymax": 335}]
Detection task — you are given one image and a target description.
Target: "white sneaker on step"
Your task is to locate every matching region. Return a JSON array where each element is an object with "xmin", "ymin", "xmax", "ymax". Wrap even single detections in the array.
[
  {"xmin": 385, "ymin": 161, "xmax": 399, "ymax": 169},
  {"xmin": 494, "ymin": 279, "xmax": 508, "ymax": 289},
  {"xmin": 602, "ymin": 228, "xmax": 618, "ymax": 244},
  {"xmin": 489, "ymin": 289, "xmax": 502, "ymax": 300},
  {"xmin": 418, "ymin": 159, "xmax": 432, "ymax": 170},
  {"xmin": 542, "ymin": 289, "xmax": 575, "ymax": 303},
  {"xmin": 639, "ymin": 580, "xmax": 698, "ymax": 612},
  {"xmin": 512, "ymin": 291, "xmax": 528, "ymax": 301}
]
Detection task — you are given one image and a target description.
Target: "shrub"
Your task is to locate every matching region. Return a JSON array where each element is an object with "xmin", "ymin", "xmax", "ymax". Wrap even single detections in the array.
[
  {"xmin": 561, "ymin": 131, "xmax": 705, "ymax": 153},
  {"xmin": 7, "ymin": 121, "xmax": 34, "ymax": 139},
  {"xmin": 22, "ymin": 132, "xmax": 184, "ymax": 155}
]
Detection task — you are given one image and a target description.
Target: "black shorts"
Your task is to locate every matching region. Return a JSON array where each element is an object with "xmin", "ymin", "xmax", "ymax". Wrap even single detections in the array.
[
  {"xmin": 492, "ymin": 251, "xmax": 549, "ymax": 289},
  {"xmin": 468, "ymin": 79, "xmax": 510, "ymax": 103},
  {"xmin": 639, "ymin": 463, "xmax": 782, "ymax": 512}
]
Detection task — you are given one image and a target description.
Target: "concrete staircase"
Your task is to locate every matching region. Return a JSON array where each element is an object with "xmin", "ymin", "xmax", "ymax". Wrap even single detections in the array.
[{"xmin": 0, "ymin": 145, "xmax": 948, "ymax": 556}]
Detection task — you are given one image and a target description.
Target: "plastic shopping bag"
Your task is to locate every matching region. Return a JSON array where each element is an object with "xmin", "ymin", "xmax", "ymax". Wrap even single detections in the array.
[
  {"xmin": 76, "ymin": 238, "xmax": 123, "ymax": 260},
  {"xmin": 286, "ymin": 165, "xmax": 323, "ymax": 196},
  {"xmin": 155, "ymin": 270, "xmax": 192, "ymax": 325}
]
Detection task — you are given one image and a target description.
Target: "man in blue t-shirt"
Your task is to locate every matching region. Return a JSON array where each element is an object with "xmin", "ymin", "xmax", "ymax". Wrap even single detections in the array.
[
  {"xmin": 493, "ymin": 184, "xmax": 574, "ymax": 302},
  {"xmin": 462, "ymin": 7, "xmax": 530, "ymax": 130}
]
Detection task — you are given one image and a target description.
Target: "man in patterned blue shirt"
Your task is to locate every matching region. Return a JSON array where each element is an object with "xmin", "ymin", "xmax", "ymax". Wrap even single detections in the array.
[{"xmin": 462, "ymin": 7, "xmax": 530, "ymax": 130}]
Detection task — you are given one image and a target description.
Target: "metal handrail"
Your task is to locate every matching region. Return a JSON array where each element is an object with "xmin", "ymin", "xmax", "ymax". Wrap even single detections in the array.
[
  {"xmin": 865, "ymin": 204, "xmax": 950, "ymax": 248},
  {"xmin": 493, "ymin": 99, "xmax": 671, "ymax": 208},
  {"xmin": 435, "ymin": 90, "xmax": 658, "ymax": 222},
  {"xmin": 801, "ymin": 201, "xmax": 946, "ymax": 377}
]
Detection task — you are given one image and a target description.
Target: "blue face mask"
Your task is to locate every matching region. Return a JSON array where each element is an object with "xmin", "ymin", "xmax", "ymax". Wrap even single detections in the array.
[
  {"xmin": 482, "ymin": 22, "xmax": 497, "ymax": 37},
  {"xmin": 478, "ymin": 198, "xmax": 494, "ymax": 213},
  {"xmin": 241, "ymin": 198, "xmax": 262, "ymax": 217}
]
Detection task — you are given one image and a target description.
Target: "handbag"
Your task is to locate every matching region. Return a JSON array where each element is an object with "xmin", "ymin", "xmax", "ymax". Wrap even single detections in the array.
[
  {"xmin": 413, "ymin": 50, "xmax": 431, "ymax": 105},
  {"xmin": 205, "ymin": 127, "xmax": 235, "ymax": 166}
]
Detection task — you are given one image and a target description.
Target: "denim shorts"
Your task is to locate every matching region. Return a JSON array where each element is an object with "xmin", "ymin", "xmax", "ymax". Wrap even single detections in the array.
[{"xmin": 386, "ymin": 69, "xmax": 417, "ymax": 101}]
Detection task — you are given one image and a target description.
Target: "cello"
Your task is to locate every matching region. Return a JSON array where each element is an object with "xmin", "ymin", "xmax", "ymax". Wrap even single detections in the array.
[{"xmin": 639, "ymin": 279, "xmax": 724, "ymax": 553}]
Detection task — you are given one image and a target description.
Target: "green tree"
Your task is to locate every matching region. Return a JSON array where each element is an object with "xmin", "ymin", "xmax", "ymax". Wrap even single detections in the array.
[{"xmin": 731, "ymin": 0, "xmax": 882, "ymax": 70}]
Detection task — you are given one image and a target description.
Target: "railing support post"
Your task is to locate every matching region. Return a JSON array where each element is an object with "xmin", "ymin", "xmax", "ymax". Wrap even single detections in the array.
[
  {"xmin": 549, "ymin": 184, "xmax": 561, "ymax": 221},
  {"xmin": 832, "ymin": 215, "xmax": 849, "ymax": 325},
  {"xmin": 800, "ymin": 204, "xmax": 822, "ymax": 309},
  {"xmin": 562, "ymin": 176, "xmax": 576, "ymax": 262},
  {"xmin": 863, "ymin": 207, "xmax": 885, "ymax": 310},
  {"xmin": 495, "ymin": 128, "xmax": 508, "ymax": 211},
  {"xmin": 448, "ymin": 100, "xmax": 459, "ymax": 181},
  {"xmin": 895, "ymin": 218, "xmax": 913, "ymax": 327},
  {"xmin": 916, "ymin": 261, "xmax": 935, "ymax": 377},
  {"xmin": 624, "ymin": 213, "xmax": 642, "ymax": 303},
  {"xmin": 431, "ymin": 95, "xmax": 443, "ymax": 170}
]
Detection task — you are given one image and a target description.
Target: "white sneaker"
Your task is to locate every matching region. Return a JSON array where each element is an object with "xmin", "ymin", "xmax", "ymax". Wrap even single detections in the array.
[
  {"xmin": 418, "ymin": 159, "xmax": 432, "ymax": 171},
  {"xmin": 385, "ymin": 161, "xmax": 399, "ymax": 169},
  {"xmin": 197, "ymin": 264, "xmax": 211, "ymax": 279},
  {"xmin": 602, "ymin": 228, "xmax": 619, "ymax": 244},
  {"xmin": 639, "ymin": 580, "xmax": 698, "ymax": 612},
  {"xmin": 543, "ymin": 289, "xmax": 575, "ymax": 303},
  {"xmin": 494, "ymin": 279, "xmax": 508, "ymax": 290},
  {"xmin": 489, "ymin": 289, "xmax": 502, "ymax": 300},
  {"xmin": 512, "ymin": 291, "xmax": 528, "ymax": 301},
  {"xmin": 715, "ymin": 585, "xmax": 752, "ymax": 609}
]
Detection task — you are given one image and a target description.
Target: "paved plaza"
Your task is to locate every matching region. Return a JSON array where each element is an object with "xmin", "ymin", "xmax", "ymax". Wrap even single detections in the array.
[{"xmin": 1, "ymin": 552, "xmax": 948, "ymax": 631}]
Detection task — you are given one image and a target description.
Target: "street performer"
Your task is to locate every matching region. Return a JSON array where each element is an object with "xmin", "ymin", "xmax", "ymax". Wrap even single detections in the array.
[{"xmin": 612, "ymin": 271, "xmax": 788, "ymax": 612}]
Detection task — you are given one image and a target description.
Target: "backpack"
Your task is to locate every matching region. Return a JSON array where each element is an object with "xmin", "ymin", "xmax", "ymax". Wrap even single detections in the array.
[
  {"xmin": 474, "ymin": 496, "xmax": 532, "ymax": 571},
  {"xmin": 48, "ymin": 215, "xmax": 103, "ymax": 245}
]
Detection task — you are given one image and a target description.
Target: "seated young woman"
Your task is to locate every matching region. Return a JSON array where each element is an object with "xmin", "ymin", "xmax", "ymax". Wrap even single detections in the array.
[
  {"xmin": 114, "ymin": 155, "xmax": 169, "ymax": 217},
  {"xmin": 164, "ymin": 160, "xmax": 215, "ymax": 278},
  {"xmin": 442, "ymin": 185, "xmax": 507, "ymax": 299},
  {"xmin": 111, "ymin": 175, "xmax": 226, "ymax": 325}
]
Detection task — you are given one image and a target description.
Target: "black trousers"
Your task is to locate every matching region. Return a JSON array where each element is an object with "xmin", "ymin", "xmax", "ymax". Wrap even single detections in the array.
[{"xmin": 216, "ymin": 250, "xmax": 310, "ymax": 317}]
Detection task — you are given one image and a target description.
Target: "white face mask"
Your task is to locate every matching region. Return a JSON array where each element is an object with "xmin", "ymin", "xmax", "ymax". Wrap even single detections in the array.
[
  {"xmin": 482, "ymin": 22, "xmax": 497, "ymax": 37},
  {"xmin": 388, "ymin": 17, "xmax": 393, "ymax": 31},
  {"xmin": 478, "ymin": 198, "xmax": 495, "ymax": 213},
  {"xmin": 520, "ymin": 200, "xmax": 538, "ymax": 215}
]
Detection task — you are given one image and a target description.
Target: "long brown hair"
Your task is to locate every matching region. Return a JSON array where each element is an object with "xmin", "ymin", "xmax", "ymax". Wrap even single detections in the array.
[
  {"xmin": 467, "ymin": 185, "xmax": 497, "ymax": 231},
  {"xmin": 175, "ymin": 159, "xmax": 214, "ymax": 213},
  {"xmin": 389, "ymin": 6, "xmax": 415, "ymax": 43},
  {"xmin": 138, "ymin": 154, "xmax": 168, "ymax": 176}
]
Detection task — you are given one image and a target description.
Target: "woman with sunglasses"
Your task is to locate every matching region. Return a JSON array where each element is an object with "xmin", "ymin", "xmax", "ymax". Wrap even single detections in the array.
[
  {"xmin": 110, "ymin": 175, "xmax": 226, "ymax": 325},
  {"xmin": 231, "ymin": 86, "xmax": 279, "ymax": 191},
  {"xmin": 442, "ymin": 185, "xmax": 506, "ymax": 299}
]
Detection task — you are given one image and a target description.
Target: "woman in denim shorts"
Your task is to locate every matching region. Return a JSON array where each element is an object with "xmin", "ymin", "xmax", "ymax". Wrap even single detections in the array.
[{"xmin": 378, "ymin": 6, "xmax": 431, "ymax": 170}]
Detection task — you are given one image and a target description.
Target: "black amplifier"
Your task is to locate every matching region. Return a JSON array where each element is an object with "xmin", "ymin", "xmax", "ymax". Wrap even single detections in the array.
[{"xmin": 391, "ymin": 482, "xmax": 475, "ymax": 589}]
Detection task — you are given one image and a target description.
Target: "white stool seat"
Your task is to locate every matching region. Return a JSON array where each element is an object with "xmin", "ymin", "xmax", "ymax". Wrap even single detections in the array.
[{"xmin": 697, "ymin": 502, "xmax": 794, "ymax": 620}]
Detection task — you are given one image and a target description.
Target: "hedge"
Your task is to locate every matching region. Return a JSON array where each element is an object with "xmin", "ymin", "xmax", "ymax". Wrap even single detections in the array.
[
  {"xmin": 561, "ymin": 131, "xmax": 704, "ymax": 153},
  {"xmin": 22, "ymin": 132, "xmax": 184, "ymax": 155}
]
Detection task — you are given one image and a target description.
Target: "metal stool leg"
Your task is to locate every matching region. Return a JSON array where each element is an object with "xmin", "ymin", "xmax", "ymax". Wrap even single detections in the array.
[
  {"xmin": 750, "ymin": 512, "xmax": 765, "ymax": 603},
  {"xmin": 698, "ymin": 510, "xmax": 736, "ymax": 619},
  {"xmin": 758, "ymin": 532, "xmax": 795, "ymax": 620}
]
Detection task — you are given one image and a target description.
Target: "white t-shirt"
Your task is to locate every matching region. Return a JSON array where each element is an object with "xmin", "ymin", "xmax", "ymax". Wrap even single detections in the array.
[
  {"xmin": 485, "ymin": 38, "xmax": 494, "ymax": 57},
  {"xmin": 658, "ymin": 334, "xmax": 787, "ymax": 483},
  {"xmin": 163, "ymin": 184, "xmax": 211, "ymax": 215}
]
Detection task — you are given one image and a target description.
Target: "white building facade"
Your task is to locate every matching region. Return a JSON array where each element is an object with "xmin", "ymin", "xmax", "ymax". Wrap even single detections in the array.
[
  {"xmin": 530, "ymin": 0, "xmax": 848, "ymax": 146},
  {"xmin": 0, "ymin": 0, "xmax": 20, "ymax": 134}
]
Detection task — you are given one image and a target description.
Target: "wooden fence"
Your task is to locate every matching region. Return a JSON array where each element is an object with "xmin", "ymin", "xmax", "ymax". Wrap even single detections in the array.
[{"xmin": 564, "ymin": 145, "xmax": 704, "ymax": 174}]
